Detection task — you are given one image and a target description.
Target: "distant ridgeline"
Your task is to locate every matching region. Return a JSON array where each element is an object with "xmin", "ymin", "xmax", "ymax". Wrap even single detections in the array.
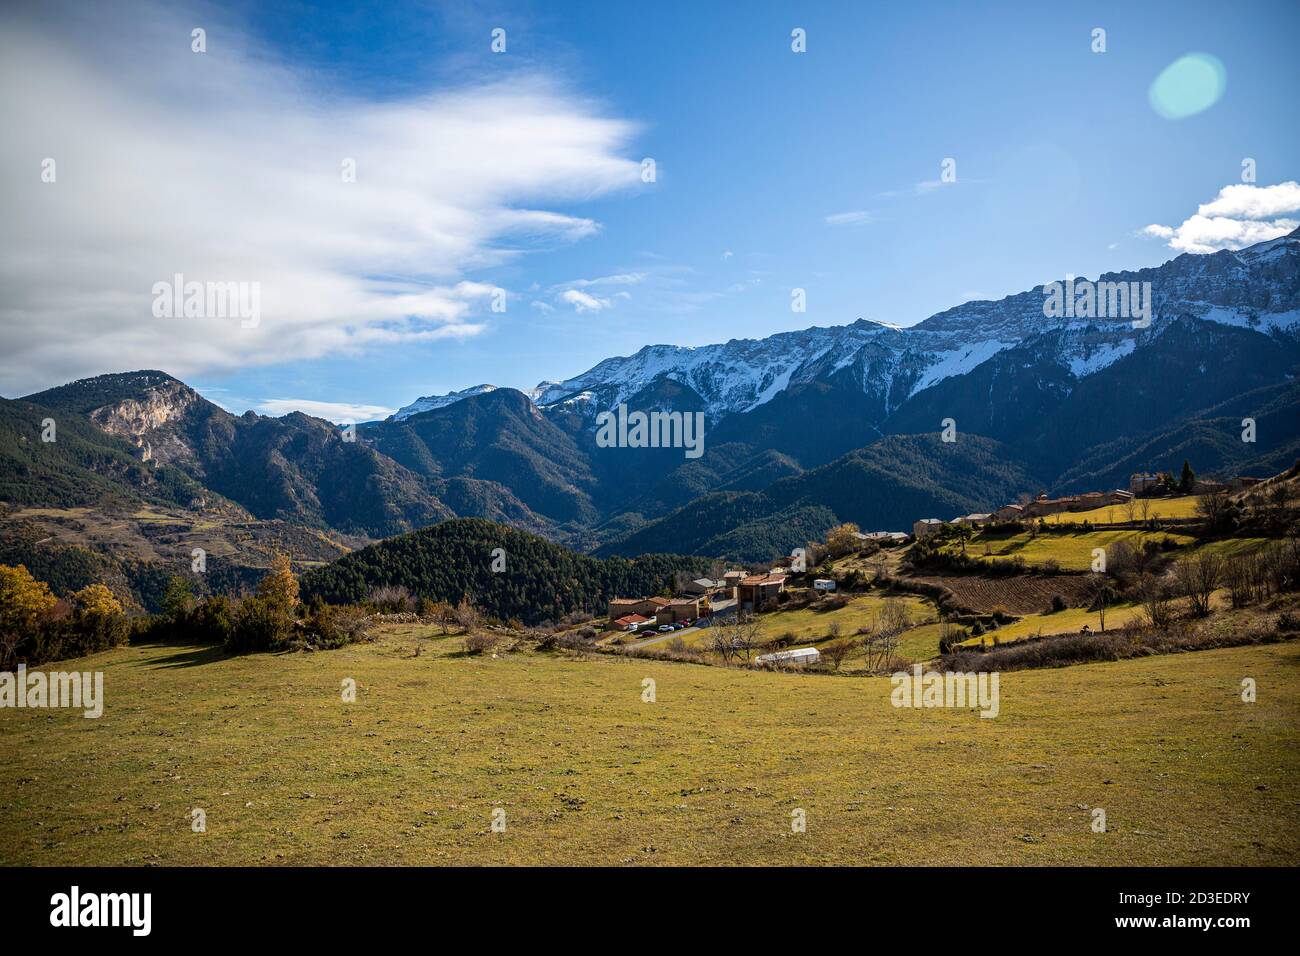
[{"xmin": 299, "ymin": 518, "xmax": 712, "ymax": 626}]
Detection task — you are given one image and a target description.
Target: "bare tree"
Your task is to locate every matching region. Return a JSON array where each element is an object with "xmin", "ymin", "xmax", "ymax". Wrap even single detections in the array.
[
  {"xmin": 712, "ymin": 612, "xmax": 762, "ymax": 665},
  {"xmin": 1137, "ymin": 574, "xmax": 1174, "ymax": 628},
  {"xmin": 822, "ymin": 640, "xmax": 853, "ymax": 672},
  {"xmin": 1174, "ymin": 550, "xmax": 1222, "ymax": 617},
  {"xmin": 1124, "ymin": 496, "xmax": 1137, "ymax": 524},
  {"xmin": 861, "ymin": 598, "xmax": 909, "ymax": 672},
  {"xmin": 1086, "ymin": 573, "xmax": 1115, "ymax": 632},
  {"xmin": 1195, "ymin": 488, "xmax": 1235, "ymax": 532},
  {"xmin": 454, "ymin": 597, "xmax": 481, "ymax": 633}
]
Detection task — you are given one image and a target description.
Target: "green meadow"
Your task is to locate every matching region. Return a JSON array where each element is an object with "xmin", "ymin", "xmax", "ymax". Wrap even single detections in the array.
[{"xmin": 2, "ymin": 626, "xmax": 1296, "ymax": 866}]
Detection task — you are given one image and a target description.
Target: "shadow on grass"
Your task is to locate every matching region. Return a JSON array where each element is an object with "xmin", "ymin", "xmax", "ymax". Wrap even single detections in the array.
[{"xmin": 132, "ymin": 642, "xmax": 228, "ymax": 669}]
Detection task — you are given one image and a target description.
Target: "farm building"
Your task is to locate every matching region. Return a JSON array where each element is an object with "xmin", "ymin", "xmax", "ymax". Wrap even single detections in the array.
[
  {"xmin": 655, "ymin": 598, "xmax": 701, "ymax": 625},
  {"xmin": 813, "ymin": 579, "xmax": 837, "ymax": 591},
  {"xmin": 612, "ymin": 613, "xmax": 652, "ymax": 631},
  {"xmin": 1130, "ymin": 472, "xmax": 1160, "ymax": 494},
  {"xmin": 953, "ymin": 513, "xmax": 993, "ymax": 526},
  {"xmin": 607, "ymin": 596, "xmax": 672, "ymax": 619},
  {"xmin": 607, "ymin": 597, "xmax": 657, "ymax": 619},
  {"xmin": 738, "ymin": 572, "xmax": 787, "ymax": 610},
  {"xmin": 684, "ymin": 577, "xmax": 722, "ymax": 595},
  {"xmin": 755, "ymin": 647, "xmax": 821, "ymax": 666},
  {"xmin": 913, "ymin": 518, "xmax": 944, "ymax": 538},
  {"xmin": 855, "ymin": 530, "xmax": 909, "ymax": 543}
]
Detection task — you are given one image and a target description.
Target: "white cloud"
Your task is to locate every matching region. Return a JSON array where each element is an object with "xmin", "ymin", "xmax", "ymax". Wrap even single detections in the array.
[
  {"xmin": 1143, "ymin": 182, "xmax": 1300, "ymax": 253},
  {"xmin": 256, "ymin": 399, "xmax": 396, "ymax": 422},
  {"xmin": 560, "ymin": 272, "xmax": 646, "ymax": 289},
  {"xmin": 1198, "ymin": 181, "xmax": 1300, "ymax": 219},
  {"xmin": 0, "ymin": 0, "xmax": 642, "ymax": 394},
  {"xmin": 560, "ymin": 289, "xmax": 611, "ymax": 312},
  {"xmin": 824, "ymin": 210, "xmax": 875, "ymax": 226}
]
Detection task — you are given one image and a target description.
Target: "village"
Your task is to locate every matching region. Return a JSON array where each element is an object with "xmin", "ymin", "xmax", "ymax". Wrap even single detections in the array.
[{"xmin": 596, "ymin": 468, "xmax": 1268, "ymax": 667}]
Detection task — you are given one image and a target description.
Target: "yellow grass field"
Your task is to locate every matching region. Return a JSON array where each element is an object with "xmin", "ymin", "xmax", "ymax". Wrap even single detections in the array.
[
  {"xmin": 749, "ymin": 592, "xmax": 933, "ymax": 645},
  {"xmin": 2, "ymin": 628, "xmax": 1297, "ymax": 866},
  {"xmin": 962, "ymin": 529, "xmax": 1196, "ymax": 571},
  {"xmin": 959, "ymin": 604, "xmax": 1147, "ymax": 647},
  {"xmin": 1041, "ymin": 496, "xmax": 1203, "ymax": 524}
]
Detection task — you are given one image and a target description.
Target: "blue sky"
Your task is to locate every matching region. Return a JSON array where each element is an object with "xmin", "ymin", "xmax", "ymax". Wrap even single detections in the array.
[{"xmin": 3, "ymin": 0, "xmax": 1298, "ymax": 418}]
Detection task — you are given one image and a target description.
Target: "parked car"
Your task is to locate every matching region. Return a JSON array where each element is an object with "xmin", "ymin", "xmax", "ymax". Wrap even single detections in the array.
[{"xmin": 658, "ymin": 624, "xmax": 673, "ymax": 632}]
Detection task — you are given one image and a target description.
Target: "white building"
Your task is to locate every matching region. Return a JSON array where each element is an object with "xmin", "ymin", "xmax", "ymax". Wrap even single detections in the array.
[
  {"xmin": 813, "ymin": 578, "xmax": 837, "ymax": 591},
  {"xmin": 755, "ymin": 647, "xmax": 821, "ymax": 666}
]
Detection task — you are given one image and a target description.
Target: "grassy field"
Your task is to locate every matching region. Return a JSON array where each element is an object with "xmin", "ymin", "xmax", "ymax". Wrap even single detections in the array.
[
  {"xmin": 2, "ymin": 626, "xmax": 1297, "ymax": 866},
  {"xmin": 960, "ymin": 529, "xmax": 1196, "ymax": 571},
  {"xmin": 959, "ymin": 604, "xmax": 1147, "ymax": 647},
  {"xmin": 1041, "ymin": 496, "xmax": 1202, "ymax": 524},
  {"xmin": 749, "ymin": 592, "xmax": 934, "ymax": 645},
  {"xmin": 1196, "ymin": 537, "xmax": 1273, "ymax": 559}
]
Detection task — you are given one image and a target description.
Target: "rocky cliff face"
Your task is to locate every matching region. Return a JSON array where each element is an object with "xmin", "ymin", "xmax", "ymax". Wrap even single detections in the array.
[{"xmin": 88, "ymin": 379, "xmax": 201, "ymax": 466}]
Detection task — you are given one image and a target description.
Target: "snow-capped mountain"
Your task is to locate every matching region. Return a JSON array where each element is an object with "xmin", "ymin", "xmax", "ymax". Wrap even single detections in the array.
[
  {"xmin": 393, "ymin": 384, "xmax": 500, "ymax": 420},
  {"xmin": 390, "ymin": 228, "xmax": 1300, "ymax": 427}
]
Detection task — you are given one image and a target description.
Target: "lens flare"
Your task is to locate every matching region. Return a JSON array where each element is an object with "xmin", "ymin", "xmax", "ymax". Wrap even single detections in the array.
[{"xmin": 1149, "ymin": 52, "xmax": 1227, "ymax": 119}]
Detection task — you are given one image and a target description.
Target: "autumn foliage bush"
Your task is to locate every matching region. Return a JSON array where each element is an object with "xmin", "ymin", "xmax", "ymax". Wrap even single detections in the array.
[{"xmin": 0, "ymin": 565, "xmax": 129, "ymax": 666}]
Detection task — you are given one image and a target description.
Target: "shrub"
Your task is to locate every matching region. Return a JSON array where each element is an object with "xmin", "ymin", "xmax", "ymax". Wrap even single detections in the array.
[
  {"xmin": 226, "ymin": 595, "xmax": 296, "ymax": 653},
  {"xmin": 369, "ymin": 585, "xmax": 413, "ymax": 614},
  {"xmin": 1049, "ymin": 595, "xmax": 1067, "ymax": 614},
  {"xmin": 463, "ymin": 632, "xmax": 499, "ymax": 655},
  {"xmin": 190, "ymin": 595, "xmax": 236, "ymax": 645},
  {"xmin": 0, "ymin": 564, "xmax": 57, "ymax": 667}
]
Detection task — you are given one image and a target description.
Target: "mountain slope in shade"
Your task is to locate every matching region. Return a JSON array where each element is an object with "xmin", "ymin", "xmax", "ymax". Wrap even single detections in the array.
[
  {"xmin": 598, "ymin": 434, "xmax": 1037, "ymax": 561},
  {"xmin": 362, "ymin": 388, "xmax": 599, "ymax": 527}
]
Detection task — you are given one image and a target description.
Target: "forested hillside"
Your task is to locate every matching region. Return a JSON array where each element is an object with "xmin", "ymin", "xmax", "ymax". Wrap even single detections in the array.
[{"xmin": 300, "ymin": 518, "xmax": 712, "ymax": 625}]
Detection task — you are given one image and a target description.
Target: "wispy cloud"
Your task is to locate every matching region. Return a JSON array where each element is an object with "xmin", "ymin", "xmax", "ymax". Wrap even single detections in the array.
[
  {"xmin": 824, "ymin": 210, "xmax": 875, "ymax": 226},
  {"xmin": 560, "ymin": 289, "xmax": 611, "ymax": 312},
  {"xmin": 256, "ymin": 399, "xmax": 397, "ymax": 422},
  {"xmin": 560, "ymin": 272, "xmax": 647, "ymax": 289},
  {"xmin": 0, "ymin": 0, "xmax": 643, "ymax": 394},
  {"xmin": 1143, "ymin": 182, "xmax": 1300, "ymax": 253}
]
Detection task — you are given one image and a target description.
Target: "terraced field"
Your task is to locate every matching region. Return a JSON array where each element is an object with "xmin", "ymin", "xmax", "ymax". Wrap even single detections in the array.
[
  {"xmin": 911, "ymin": 574, "xmax": 1095, "ymax": 614},
  {"xmin": 960, "ymin": 529, "xmax": 1196, "ymax": 571}
]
